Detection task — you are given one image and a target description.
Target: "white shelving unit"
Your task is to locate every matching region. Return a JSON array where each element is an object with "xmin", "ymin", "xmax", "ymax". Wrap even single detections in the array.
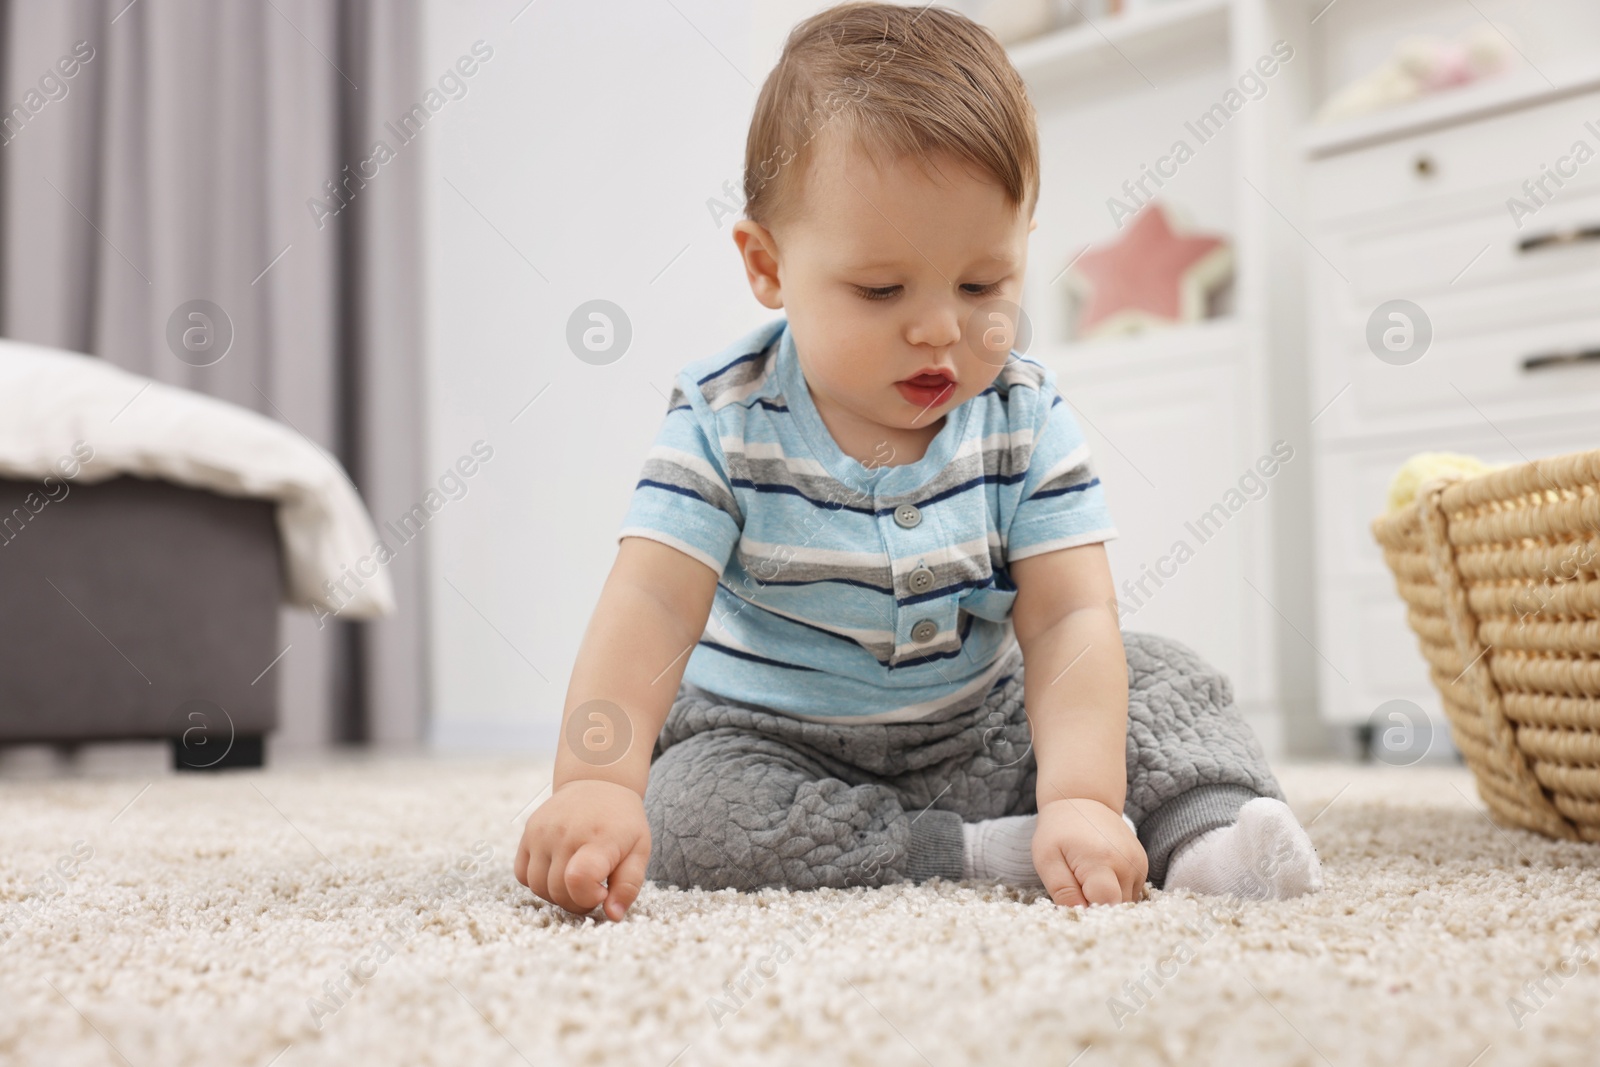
[
  {"xmin": 1008, "ymin": 0, "xmax": 1233, "ymax": 84},
  {"xmin": 1008, "ymin": 0, "xmax": 1319, "ymax": 754},
  {"xmin": 1302, "ymin": 58, "xmax": 1600, "ymax": 158}
]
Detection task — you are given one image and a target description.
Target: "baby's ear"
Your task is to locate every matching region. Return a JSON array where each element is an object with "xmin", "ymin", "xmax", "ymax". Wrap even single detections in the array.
[
  {"xmin": 731, "ymin": 219, "xmax": 784, "ymax": 310},
  {"xmin": 1028, "ymin": 216, "xmax": 1039, "ymax": 234}
]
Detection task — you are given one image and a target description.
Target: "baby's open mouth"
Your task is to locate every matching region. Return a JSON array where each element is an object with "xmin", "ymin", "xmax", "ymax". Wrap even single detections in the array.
[{"xmin": 895, "ymin": 371, "xmax": 957, "ymax": 407}]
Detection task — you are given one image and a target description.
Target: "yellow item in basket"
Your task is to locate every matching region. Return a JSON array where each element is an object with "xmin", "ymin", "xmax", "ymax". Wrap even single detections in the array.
[{"xmin": 1385, "ymin": 452, "xmax": 1507, "ymax": 512}]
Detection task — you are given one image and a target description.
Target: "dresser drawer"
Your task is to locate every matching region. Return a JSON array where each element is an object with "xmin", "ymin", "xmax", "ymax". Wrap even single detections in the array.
[
  {"xmin": 1340, "ymin": 184, "xmax": 1600, "ymax": 304},
  {"xmin": 1336, "ymin": 309, "xmax": 1600, "ymax": 435},
  {"xmin": 1308, "ymin": 88, "xmax": 1600, "ymax": 225}
]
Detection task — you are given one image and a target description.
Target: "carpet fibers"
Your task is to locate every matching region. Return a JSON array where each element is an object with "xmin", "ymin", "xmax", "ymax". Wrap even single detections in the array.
[{"xmin": 3, "ymin": 757, "xmax": 1599, "ymax": 1066}]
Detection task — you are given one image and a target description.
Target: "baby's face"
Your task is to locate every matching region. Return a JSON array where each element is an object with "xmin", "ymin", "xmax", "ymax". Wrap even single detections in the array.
[{"xmin": 735, "ymin": 133, "xmax": 1032, "ymax": 457}]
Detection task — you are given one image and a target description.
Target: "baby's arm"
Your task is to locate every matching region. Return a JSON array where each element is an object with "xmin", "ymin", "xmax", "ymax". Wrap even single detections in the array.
[
  {"xmin": 514, "ymin": 536, "xmax": 719, "ymax": 920},
  {"xmin": 1010, "ymin": 541, "xmax": 1145, "ymax": 905}
]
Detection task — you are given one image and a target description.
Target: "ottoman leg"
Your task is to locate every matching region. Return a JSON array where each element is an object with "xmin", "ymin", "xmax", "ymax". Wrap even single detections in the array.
[{"xmin": 172, "ymin": 734, "xmax": 265, "ymax": 771}]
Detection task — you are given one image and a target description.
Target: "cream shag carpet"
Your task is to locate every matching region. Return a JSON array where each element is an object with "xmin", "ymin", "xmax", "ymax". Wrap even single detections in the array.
[{"xmin": 2, "ymin": 757, "xmax": 1599, "ymax": 1067}]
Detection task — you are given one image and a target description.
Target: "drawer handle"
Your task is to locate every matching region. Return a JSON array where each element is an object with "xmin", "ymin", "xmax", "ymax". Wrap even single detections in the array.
[
  {"xmin": 1518, "ymin": 225, "xmax": 1600, "ymax": 253},
  {"xmin": 1522, "ymin": 348, "xmax": 1600, "ymax": 372}
]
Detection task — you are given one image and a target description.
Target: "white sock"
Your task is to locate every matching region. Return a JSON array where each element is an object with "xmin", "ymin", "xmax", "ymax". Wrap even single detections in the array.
[
  {"xmin": 961, "ymin": 814, "xmax": 1043, "ymax": 887},
  {"xmin": 1164, "ymin": 797, "xmax": 1323, "ymax": 900}
]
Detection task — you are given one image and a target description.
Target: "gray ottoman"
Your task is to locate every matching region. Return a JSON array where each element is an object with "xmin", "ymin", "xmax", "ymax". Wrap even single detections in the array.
[{"xmin": 0, "ymin": 475, "xmax": 281, "ymax": 768}]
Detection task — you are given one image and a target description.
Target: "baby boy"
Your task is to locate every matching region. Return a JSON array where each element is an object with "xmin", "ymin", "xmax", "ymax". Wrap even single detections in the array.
[{"xmin": 515, "ymin": 1, "xmax": 1321, "ymax": 921}]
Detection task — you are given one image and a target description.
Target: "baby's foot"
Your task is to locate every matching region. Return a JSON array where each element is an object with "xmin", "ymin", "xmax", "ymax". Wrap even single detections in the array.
[
  {"xmin": 961, "ymin": 813, "xmax": 1043, "ymax": 888},
  {"xmin": 1164, "ymin": 797, "xmax": 1322, "ymax": 900}
]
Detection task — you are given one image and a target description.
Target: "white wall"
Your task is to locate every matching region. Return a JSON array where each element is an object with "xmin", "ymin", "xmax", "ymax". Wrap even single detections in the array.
[{"xmin": 422, "ymin": 0, "xmax": 765, "ymax": 751}]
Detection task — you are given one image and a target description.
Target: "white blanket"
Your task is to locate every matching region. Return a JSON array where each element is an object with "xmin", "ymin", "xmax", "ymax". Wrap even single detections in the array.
[{"xmin": 0, "ymin": 337, "xmax": 395, "ymax": 618}]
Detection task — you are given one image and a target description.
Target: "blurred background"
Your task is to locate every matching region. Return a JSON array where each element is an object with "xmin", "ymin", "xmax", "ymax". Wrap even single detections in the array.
[{"xmin": 2, "ymin": 0, "xmax": 1598, "ymax": 773}]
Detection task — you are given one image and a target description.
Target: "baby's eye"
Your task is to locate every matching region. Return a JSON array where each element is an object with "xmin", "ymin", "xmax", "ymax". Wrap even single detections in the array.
[
  {"xmin": 853, "ymin": 284, "xmax": 901, "ymax": 301},
  {"xmin": 961, "ymin": 282, "xmax": 1003, "ymax": 296}
]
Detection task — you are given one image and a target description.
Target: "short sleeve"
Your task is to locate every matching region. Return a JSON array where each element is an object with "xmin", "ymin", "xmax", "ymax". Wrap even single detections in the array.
[
  {"xmin": 1004, "ymin": 376, "xmax": 1117, "ymax": 562},
  {"xmin": 616, "ymin": 379, "xmax": 743, "ymax": 576}
]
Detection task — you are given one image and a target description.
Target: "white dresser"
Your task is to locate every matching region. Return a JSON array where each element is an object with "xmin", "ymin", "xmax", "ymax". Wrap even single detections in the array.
[{"xmin": 1304, "ymin": 71, "xmax": 1600, "ymax": 740}]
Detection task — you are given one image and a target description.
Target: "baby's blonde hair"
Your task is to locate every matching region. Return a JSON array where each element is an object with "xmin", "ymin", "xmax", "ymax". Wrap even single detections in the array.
[{"xmin": 744, "ymin": 2, "xmax": 1039, "ymax": 228}]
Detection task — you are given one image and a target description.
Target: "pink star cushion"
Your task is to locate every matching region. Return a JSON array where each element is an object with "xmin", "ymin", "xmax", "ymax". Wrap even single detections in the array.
[{"xmin": 1066, "ymin": 202, "xmax": 1233, "ymax": 339}]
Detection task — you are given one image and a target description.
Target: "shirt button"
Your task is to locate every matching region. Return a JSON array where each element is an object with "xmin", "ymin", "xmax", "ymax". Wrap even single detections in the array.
[
  {"xmin": 910, "ymin": 618, "xmax": 938, "ymax": 643},
  {"xmin": 894, "ymin": 503, "xmax": 921, "ymax": 529},
  {"xmin": 908, "ymin": 566, "xmax": 936, "ymax": 594}
]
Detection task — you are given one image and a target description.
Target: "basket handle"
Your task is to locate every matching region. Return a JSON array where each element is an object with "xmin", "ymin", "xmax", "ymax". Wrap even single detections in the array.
[{"xmin": 1415, "ymin": 476, "xmax": 1581, "ymax": 840}]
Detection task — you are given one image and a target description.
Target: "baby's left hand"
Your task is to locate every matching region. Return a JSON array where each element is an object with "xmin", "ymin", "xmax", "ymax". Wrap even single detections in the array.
[{"xmin": 1033, "ymin": 797, "xmax": 1148, "ymax": 906}]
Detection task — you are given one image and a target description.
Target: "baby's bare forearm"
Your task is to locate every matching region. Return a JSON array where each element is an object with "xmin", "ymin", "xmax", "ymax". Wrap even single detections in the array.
[
  {"xmin": 552, "ymin": 575, "xmax": 708, "ymax": 798},
  {"xmin": 1019, "ymin": 604, "xmax": 1129, "ymax": 813}
]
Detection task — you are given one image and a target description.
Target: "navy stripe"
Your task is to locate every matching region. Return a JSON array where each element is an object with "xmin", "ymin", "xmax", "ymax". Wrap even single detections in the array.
[
  {"xmin": 635, "ymin": 479, "xmax": 725, "ymax": 509},
  {"xmin": 876, "ymin": 472, "xmax": 988, "ymax": 514},
  {"xmin": 891, "ymin": 614, "xmax": 977, "ymax": 670},
  {"xmin": 730, "ymin": 478, "xmax": 878, "ymax": 515},
  {"xmin": 901, "ymin": 577, "xmax": 991, "ymax": 607},
  {"xmin": 744, "ymin": 574, "xmax": 988, "ymax": 605},
  {"xmin": 722, "ymin": 583, "xmax": 896, "ymax": 648},
  {"xmin": 696, "ymin": 348, "xmax": 768, "ymax": 385},
  {"xmin": 957, "ymin": 571, "xmax": 1014, "ymax": 597},
  {"xmin": 1032, "ymin": 477, "xmax": 1100, "ymax": 501},
  {"xmin": 732, "ymin": 469, "xmax": 1031, "ymax": 521},
  {"xmin": 697, "ymin": 639, "xmax": 821, "ymax": 671},
  {"xmin": 742, "ymin": 574, "xmax": 896, "ymax": 595}
]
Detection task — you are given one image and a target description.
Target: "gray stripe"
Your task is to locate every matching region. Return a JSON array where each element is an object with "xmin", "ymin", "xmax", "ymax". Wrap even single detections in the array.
[
  {"xmin": 736, "ymin": 542, "xmax": 995, "ymax": 603},
  {"xmin": 996, "ymin": 357, "xmax": 1047, "ymax": 394},
  {"xmin": 734, "ymin": 547, "xmax": 893, "ymax": 593},
  {"xmin": 737, "ymin": 452, "xmax": 873, "ymax": 506},
  {"xmin": 695, "ymin": 337, "xmax": 779, "ymax": 407},
  {"xmin": 731, "ymin": 430, "xmax": 1034, "ymax": 511},
  {"xmin": 1032, "ymin": 458, "xmax": 1097, "ymax": 498},
  {"xmin": 638, "ymin": 454, "xmax": 743, "ymax": 527}
]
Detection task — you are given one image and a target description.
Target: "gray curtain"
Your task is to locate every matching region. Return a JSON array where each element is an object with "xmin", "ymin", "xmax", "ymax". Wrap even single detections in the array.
[{"xmin": 0, "ymin": 0, "xmax": 427, "ymax": 748}]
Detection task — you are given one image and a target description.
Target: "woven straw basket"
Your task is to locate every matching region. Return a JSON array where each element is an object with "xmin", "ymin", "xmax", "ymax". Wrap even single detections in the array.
[{"xmin": 1371, "ymin": 447, "xmax": 1600, "ymax": 842}]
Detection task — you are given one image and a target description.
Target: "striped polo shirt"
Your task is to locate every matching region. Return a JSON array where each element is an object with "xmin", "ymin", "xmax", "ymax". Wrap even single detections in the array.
[{"xmin": 617, "ymin": 316, "xmax": 1116, "ymax": 724}]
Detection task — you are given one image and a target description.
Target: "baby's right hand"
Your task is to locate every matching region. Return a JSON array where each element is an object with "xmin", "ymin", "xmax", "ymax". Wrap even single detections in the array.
[{"xmin": 514, "ymin": 779, "xmax": 652, "ymax": 922}]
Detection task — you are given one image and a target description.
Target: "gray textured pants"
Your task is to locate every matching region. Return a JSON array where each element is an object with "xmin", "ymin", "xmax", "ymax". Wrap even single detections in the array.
[{"xmin": 643, "ymin": 631, "xmax": 1283, "ymax": 892}]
